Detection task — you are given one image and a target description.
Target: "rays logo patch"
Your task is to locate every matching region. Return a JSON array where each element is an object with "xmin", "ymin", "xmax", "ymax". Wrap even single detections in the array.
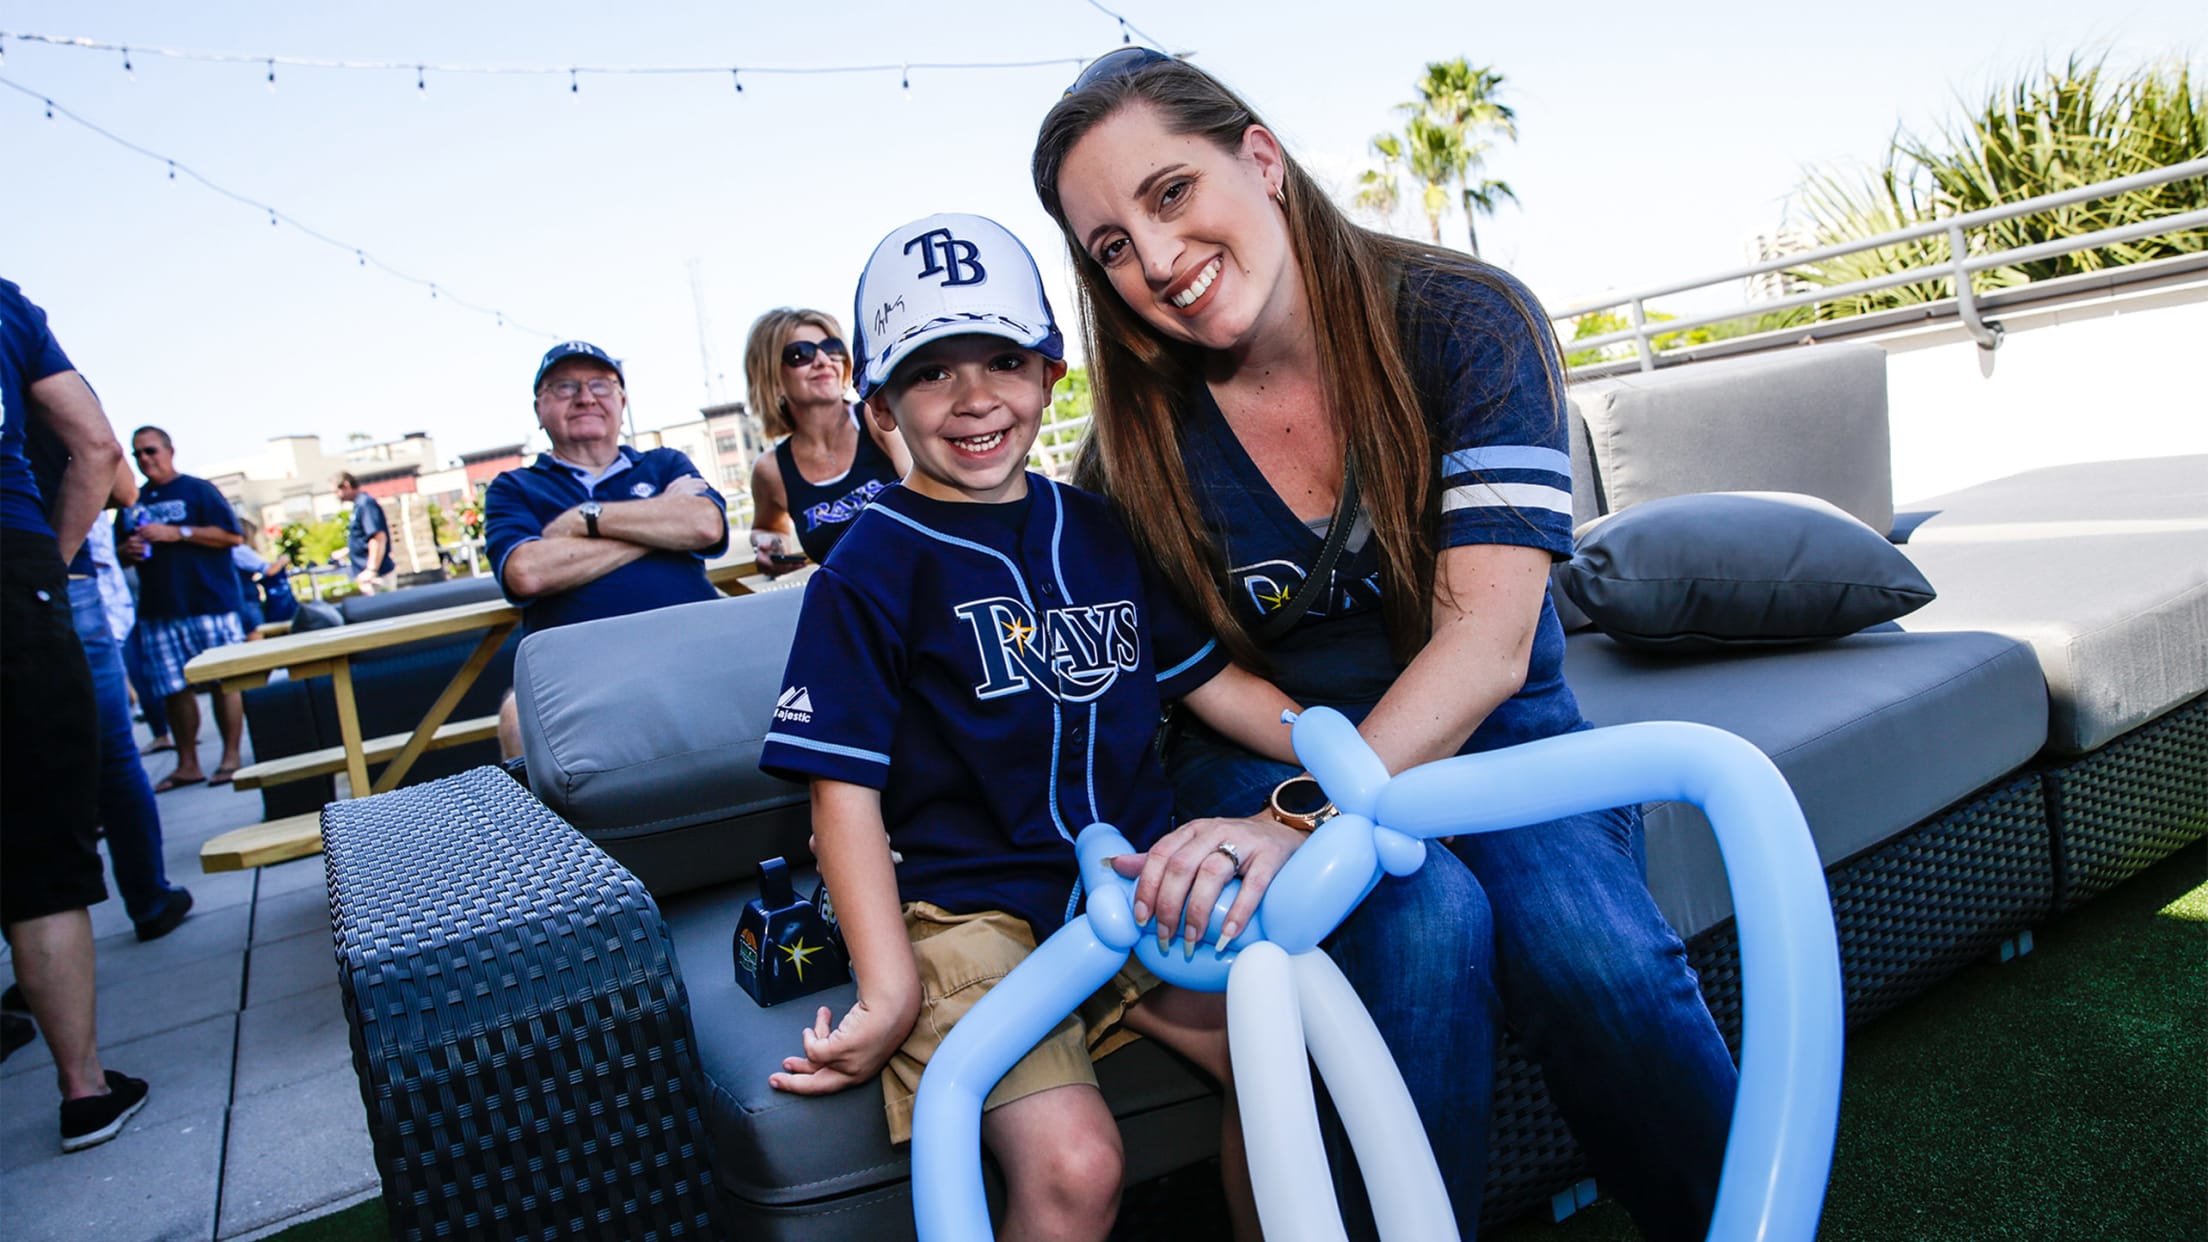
[
  {"xmin": 954, "ymin": 596, "xmax": 1139, "ymax": 703},
  {"xmin": 630, "ymin": 481, "xmax": 658, "ymax": 498}
]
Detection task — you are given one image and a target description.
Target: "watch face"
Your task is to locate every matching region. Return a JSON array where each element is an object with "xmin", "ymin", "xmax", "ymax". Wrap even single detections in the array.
[{"xmin": 1275, "ymin": 776, "xmax": 1332, "ymax": 819}]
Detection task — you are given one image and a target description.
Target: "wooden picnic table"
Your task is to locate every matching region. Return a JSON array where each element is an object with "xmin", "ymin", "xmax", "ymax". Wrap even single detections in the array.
[{"xmin": 186, "ymin": 565, "xmax": 778, "ymax": 870}]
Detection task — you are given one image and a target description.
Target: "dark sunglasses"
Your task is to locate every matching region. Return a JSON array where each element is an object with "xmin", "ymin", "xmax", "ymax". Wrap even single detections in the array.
[
  {"xmin": 1063, "ymin": 46, "xmax": 1174, "ymax": 98},
  {"xmin": 781, "ymin": 337, "xmax": 848, "ymax": 369}
]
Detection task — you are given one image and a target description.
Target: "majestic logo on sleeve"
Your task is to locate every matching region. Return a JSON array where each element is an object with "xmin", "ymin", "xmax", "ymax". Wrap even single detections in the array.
[
  {"xmin": 774, "ymin": 686, "xmax": 814, "ymax": 724},
  {"xmin": 954, "ymin": 596, "xmax": 1140, "ymax": 703}
]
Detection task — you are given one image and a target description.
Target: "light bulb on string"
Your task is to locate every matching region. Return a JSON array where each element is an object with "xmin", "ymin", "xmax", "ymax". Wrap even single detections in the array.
[
  {"xmin": 1120, "ymin": 18, "xmax": 1131, "ymax": 43},
  {"xmin": 430, "ymin": 284, "xmax": 439, "ymax": 301},
  {"xmin": 569, "ymin": 69, "xmax": 579, "ymax": 97},
  {"xmin": 730, "ymin": 68, "xmax": 742, "ymax": 94},
  {"xmin": 356, "ymin": 250, "xmax": 366, "ymax": 267},
  {"xmin": 44, "ymin": 99, "xmax": 54, "ymax": 120},
  {"xmin": 417, "ymin": 66, "xmax": 426, "ymax": 97},
  {"xmin": 901, "ymin": 64, "xmax": 910, "ymax": 98},
  {"xmin": 123, "ymin": 48, "xmax": 135, "ymax": 79},
  {"xmin": 269, "ymin": 209, "xmax": 278, "ymax": 228},
  {"xmin": 166, "ymin": 160, "xmax": 176, "ymax": 180},
  {"xmin": 266, "ymin": 59, "xmax": 277, "ymax": 93}
]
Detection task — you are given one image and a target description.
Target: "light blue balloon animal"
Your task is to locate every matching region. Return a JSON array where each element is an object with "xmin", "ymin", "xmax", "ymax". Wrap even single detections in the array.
[{"xmin": 910, "ymin": 709, "xmax": 1845, "ymax": 1241}]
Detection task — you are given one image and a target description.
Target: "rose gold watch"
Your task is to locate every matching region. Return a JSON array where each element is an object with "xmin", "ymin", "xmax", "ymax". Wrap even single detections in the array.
[{"xmin": 1267, "ymin": 775, "xmax": 1339, "ymax": 833}]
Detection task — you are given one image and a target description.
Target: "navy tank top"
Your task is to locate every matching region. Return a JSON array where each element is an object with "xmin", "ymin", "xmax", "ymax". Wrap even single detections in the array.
[{"xmin": 775, "ymin": 410, "xmax": 901, "ymax": 563}]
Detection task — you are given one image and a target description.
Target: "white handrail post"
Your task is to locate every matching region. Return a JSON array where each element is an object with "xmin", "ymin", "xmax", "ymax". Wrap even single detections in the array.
[
  {"xmin": 1949, "ymin": 222, "xmax": 2004, "ymax": 351},
  {"xmin": 1628, "ymin": 297, "xmax": 1655, "ymax": 372}
]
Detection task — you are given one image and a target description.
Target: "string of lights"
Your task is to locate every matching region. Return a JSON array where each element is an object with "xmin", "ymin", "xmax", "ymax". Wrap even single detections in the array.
[
  {"xmin": 1, "ymin": 76, "xmax": 561, "ymax": 339},
  {"xmin": 0, "ymin": 30, "xmax": 1157, "ymax": 94}
]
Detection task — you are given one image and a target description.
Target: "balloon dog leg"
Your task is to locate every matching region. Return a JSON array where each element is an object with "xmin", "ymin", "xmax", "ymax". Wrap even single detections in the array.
[
  {"xmin": 909, "ymin": 918, "xmax": 1132, "ymax": 1242},
  {"xmin": 1227, "ymin": 941, "xmax": 1345, "ymax": 1242},
  {"xmin": 1295, "ymin": 950, "xmax": 1456, "ymax": 1242}
]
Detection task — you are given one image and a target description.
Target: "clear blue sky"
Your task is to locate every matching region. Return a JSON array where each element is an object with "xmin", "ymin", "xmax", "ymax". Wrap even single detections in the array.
[{"xmin": 3, "ymin": 1, "xmax": 2198, "ymax": 469}]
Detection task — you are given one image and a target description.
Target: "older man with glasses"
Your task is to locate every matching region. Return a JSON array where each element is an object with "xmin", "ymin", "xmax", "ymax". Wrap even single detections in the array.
[
  {"xmin": 118, "ymin": 425, "xmax": 248, "ymax": 790},
  {"xmin": 484, "ymin": 340, "xmax": 730, "ymax": 756}
]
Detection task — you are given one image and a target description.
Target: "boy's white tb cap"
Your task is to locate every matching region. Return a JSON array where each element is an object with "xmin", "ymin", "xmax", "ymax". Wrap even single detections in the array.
[{"xmin": 852, "ymin": 213, "xmax": 1063, "ymax": 399}]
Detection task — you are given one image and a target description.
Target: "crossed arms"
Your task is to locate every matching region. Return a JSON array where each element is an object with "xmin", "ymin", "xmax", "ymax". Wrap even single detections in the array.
[{"xmin": 497, "ymin": 474, "xmax": 727, "ymax": 600}]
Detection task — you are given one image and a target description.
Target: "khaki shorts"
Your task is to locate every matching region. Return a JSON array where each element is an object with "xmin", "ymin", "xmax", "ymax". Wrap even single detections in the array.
[{"xmin": 883, "ymin": 901, "xmax": 1159, "ymax": 1144}]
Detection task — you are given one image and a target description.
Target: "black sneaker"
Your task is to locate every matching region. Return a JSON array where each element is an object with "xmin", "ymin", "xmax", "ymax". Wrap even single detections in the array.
[
  {"xmin": 0, "ymin": 1012, "xmax": 33, "ymax": 1063},
  {"xmin": 60, "ymin": 1070, "xmax": 149, "ymax": 1152},
  {"xmin": 134, "ymin": 888, "xmax": 194, "ymax": 942}
]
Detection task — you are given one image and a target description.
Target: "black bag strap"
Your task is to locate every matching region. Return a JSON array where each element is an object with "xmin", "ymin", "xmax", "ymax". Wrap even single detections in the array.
[{"xmin": 1250, "ymin": 451, "xmax": 1360, "ymax": 645}]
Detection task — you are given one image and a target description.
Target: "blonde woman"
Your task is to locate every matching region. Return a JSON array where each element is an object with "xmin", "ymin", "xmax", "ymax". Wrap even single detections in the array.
[{"xmin": 742, "ymin": 308, "xmax": 910, "ymax": 573}]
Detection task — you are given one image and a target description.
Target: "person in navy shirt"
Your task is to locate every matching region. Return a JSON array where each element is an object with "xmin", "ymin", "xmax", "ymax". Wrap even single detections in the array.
[
  {"xmin": 119, "ymin": 425, "xmax": 248, "ymax": 790},
  {"xmin": 0, "ymin": 279, "xmax": 153, "ymax": 1151},
  {"xmin": 1035, "ymin": 54, "xmax": 1735, "ymax": 1241},
  {"xmin": 760, "ymin": 214, "xmax": 1298, "ymax": 1242},
  {"xmin": 332, "ymin": 472, "xmax": 396, "ymax": 593},
  {"xmin": 486, "ymin": 340, "xmax": 729, "ymax": 755}
]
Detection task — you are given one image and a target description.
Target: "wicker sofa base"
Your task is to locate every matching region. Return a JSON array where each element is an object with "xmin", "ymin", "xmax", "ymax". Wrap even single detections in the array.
[
  {"xmin": 325, "ymin": 770, "xmax": 720, "ymax": 1242},
  {"xmin": 2046, "ymin": 693, "xmax": 2208, "ymax": 911}
]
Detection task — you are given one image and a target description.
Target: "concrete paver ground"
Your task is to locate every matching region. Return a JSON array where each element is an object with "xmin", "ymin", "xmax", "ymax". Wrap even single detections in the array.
[{"xmin": 1, "ymin": 696, "xmax": 375, "ymax": 1240}]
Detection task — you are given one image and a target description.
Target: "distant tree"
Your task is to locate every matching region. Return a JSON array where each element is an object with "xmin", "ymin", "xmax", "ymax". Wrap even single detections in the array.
[
  {"xmin": 1032, "ymin": 365, "xmax": 1093, "ymax": 477},
  {"xmin": 1359, "ymin": 58, "xmax": 1520, "ymax": 255},
  {"xmin": 1787, "ymin": 54, "xmax": 2206, "ymax": 318}
]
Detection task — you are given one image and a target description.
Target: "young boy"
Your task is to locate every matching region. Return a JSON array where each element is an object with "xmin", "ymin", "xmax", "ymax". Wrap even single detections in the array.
[{"xmin": 759, "ymin": 213, "xmax": 1297, "ymax": 1242}]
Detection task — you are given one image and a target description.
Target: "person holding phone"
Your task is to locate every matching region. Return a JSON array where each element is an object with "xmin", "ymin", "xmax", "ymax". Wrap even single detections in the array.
[{"xmin": 742, "ymin": 308, "xmax": 910, "ymax": 574}]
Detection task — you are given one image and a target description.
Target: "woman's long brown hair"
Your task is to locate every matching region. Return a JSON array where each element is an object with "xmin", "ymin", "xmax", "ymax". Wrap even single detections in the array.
[{"xmin": 1033, "ymin": 57, "xmax": 1559, "ymax": 670}]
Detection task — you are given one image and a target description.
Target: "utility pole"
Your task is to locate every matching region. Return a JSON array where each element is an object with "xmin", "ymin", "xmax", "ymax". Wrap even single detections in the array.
[{"xmin": 688, "ymin": 259, "xmax": 725, "ymax": 406}]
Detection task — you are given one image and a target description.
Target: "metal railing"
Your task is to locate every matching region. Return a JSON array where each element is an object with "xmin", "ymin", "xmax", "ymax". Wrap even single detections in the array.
[{"xmin": 1552, "ymin": 156, "xmax": 2208, "ymax": 370}]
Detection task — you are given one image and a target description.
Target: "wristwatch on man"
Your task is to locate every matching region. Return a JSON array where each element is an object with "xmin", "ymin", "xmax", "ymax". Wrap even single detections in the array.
[
  {"xmin": 1267, "ymin": 774, "xmax": 1339, "ymax": 833},
  {"xmin": 178, "ymin": 525, "xmax": 194, "ymax": 542},
  {"xmin": 579, "ymin": 500, "xmax": 603, "ymax": 539}
]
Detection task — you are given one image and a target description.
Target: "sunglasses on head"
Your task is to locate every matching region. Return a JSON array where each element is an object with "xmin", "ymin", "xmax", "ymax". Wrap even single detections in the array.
[
  {"xmin": 781, "ymin": 338, "xmax": 848, "ymax": 369},
  {"xmin": 1063, "ymin": 46, "xmax": 1174, "ymax": 98}
]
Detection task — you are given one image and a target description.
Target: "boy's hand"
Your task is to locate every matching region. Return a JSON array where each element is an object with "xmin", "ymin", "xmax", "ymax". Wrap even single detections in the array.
[{"xmin": 768, "ymin": 997, "xmax": 913, "ymax": 1095}]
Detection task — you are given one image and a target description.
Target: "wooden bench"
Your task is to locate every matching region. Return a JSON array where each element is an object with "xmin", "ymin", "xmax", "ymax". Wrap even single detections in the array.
[
  {"xmin": 230, "ymin": 715, "xmax": 502, "ymax": 790},
  {"xmin": 200, "ymin": 812, "xmax": 326, "ymax": 872}
]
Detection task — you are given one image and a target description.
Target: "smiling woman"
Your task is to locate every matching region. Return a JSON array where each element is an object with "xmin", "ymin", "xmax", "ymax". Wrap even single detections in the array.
[
  {"xmin": 1031, "ymin": 53, "xmax": 1740, "ymax": 1241},
  {"xmin": 742, "ymin": 308, "xmax": 913, "ymax": 573}
]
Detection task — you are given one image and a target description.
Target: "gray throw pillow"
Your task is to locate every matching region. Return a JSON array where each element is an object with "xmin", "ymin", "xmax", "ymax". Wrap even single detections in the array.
[{"xmin": 1555, "ymin": 491, "xmax": 1934, "ymax": 655}]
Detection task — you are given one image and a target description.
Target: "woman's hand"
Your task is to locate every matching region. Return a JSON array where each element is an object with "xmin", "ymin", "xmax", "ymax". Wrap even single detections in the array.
[{"xmin": 1111, "ymin": 814, "xmax": 1306, "ymax": 952}]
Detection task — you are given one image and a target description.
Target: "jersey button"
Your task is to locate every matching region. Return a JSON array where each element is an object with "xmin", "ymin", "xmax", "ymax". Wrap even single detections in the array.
[{"xmin": 1041, "ymin": 583, "xmax": 1055, "ymax": 596}]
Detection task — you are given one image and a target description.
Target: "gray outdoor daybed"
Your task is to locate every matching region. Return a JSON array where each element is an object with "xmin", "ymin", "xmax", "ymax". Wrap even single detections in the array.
[{"xmin": 321, "ymin": 342, "xmax": 2207, "ymax": 1240}]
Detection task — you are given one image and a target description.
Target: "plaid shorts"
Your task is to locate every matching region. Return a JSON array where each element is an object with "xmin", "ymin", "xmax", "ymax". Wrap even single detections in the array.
[{"xmin": 137, "ymin": 612, "xmax": 248, "ymax": 698}]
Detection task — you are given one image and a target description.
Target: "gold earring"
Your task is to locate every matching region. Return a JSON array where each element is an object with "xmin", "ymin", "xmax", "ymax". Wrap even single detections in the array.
[{"xmin": 1274, "ymin": 180, "xmax": 1288, "ymax": 208}]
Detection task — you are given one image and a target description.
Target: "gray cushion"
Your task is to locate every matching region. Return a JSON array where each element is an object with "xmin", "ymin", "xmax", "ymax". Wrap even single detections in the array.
[
  {"xmin": 660, "ymin": 872, "xmax": 1223, "ymax": 1237},
  {"xmin": 337, "ymin": 572, "xmax": 501, "ymax": 623},
  {"xmin": 1565, "ymin": 628, "xmax": 2047, "ymax": 939},
  {"xmin": 1893, "ymin": 456, "xmax": 2208, "ymax": 756},
  {"xmin": 1555, "ymin": 491, "xmax": 1934, "ymax": 654},
  {"xmin": 514, "ymin": 591, "xmax": 812, "ymax": 897},
  {"xmin": 1571, "ymin": 343, "xmax": 1894, "ymax": 534}
]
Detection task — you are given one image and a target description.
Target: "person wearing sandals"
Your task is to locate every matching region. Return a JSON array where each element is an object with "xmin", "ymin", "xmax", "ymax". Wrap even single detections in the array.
[
  {"xmin": 1032, "ymin": 52, "xmax": 1737, "ymax": 1241},
  {"xmin": 117, "ymin": 424, "xmax": 248, "ymax": 790},
  {"xmin": 741, "ymin": 308, "xmax": 910, "ymax": 574}
]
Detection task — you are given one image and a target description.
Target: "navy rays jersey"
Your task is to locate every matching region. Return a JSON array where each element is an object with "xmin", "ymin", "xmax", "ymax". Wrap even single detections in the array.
[{"xmin": 760, "ymin": 476, "xmax": 1227, "ymax": 938}]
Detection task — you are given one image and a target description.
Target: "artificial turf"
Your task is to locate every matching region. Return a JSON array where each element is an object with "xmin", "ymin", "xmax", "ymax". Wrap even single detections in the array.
[{"xmin": 273, "ymin": 842, "xmax": 2205, "ymax": 1241}]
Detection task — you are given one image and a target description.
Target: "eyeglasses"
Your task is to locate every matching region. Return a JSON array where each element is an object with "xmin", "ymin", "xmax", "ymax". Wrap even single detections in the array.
[
  {"xmin": 1063, "ymin": 46, "xmax": 1174, "ymax": 98},
  {"xmin": 543, "ymin": 377, "xmax": 621, "ymax": 400},
  {"xmin": 781, "ymin": 338, "xmax": 848, "ymax": 369},
  {"xmin": 132, "ymin": 446, "xmax": 164, "ymax": 458}
]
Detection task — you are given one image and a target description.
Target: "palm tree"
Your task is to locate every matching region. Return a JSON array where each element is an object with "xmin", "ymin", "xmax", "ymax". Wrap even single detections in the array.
[
  {"xmin": 1358, "ymin": 59, "xmax": 1520, "ymax": 255},
  {"xmin": 1788, "ymin": 55, "xmax": 2206, "ymax": 318}
]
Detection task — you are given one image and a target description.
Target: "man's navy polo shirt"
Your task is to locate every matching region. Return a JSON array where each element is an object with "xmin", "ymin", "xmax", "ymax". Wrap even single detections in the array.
[{"xmin": 485, "ymin": 445, "xmax": 730, "ymax": 634}]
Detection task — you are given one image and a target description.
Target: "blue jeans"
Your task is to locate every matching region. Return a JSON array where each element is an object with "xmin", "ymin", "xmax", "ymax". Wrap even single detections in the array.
[
  {"xmin": 121, "ymin": 618, "xmax": 169, "ymax": 742},
  {"xmin": 69, "ymin": 577, "xmax": 182, "ymax": 924},
  {"xmin": 1168, "ymin": 722, "xmax": 1737, "ymax": 1242}
]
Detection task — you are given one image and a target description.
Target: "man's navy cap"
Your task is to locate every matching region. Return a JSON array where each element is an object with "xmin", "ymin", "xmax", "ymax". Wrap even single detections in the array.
[{"xmin": 533, "ymin": 340, "xmax": 624, "ymax": 392}]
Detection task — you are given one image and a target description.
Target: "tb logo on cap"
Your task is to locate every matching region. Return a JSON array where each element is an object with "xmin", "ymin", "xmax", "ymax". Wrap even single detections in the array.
[{"xmin": 905, "ymin": 228, "xmax": 987, "ymax": 287}]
